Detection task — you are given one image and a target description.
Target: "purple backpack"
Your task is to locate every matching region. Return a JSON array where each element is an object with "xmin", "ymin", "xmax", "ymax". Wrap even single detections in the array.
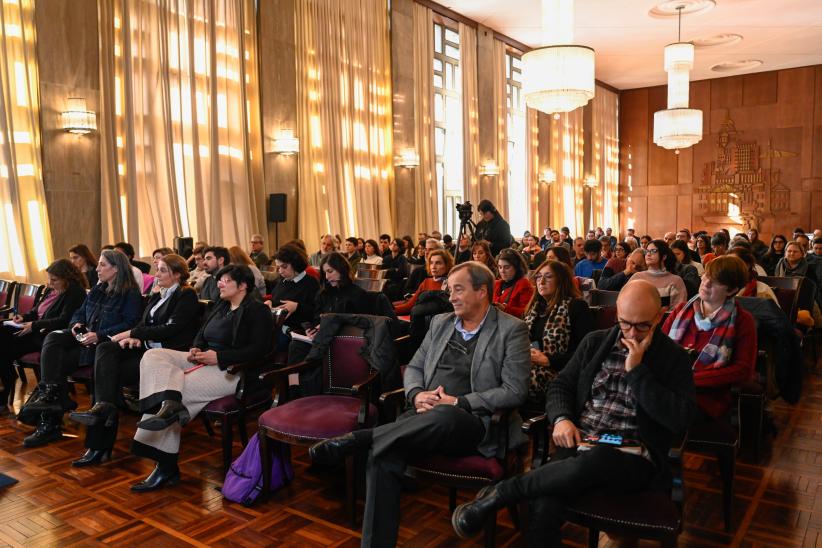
[{"xmin": 222, "ymin": 432, "xmax": 294, "ymax": 506}]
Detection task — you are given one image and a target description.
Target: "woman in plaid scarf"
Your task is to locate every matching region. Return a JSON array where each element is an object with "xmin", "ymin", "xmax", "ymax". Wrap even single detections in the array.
[{"xmin": 662, "ymin": 255, "xmax": 757, "ymax": 419}]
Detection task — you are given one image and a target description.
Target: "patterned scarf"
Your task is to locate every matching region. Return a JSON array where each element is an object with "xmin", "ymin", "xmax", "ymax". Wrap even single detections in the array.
[
  {"xmin": 667, "ymin": 295, "xmax": 737, "ymax": 370},
  {"xmin": 524, "ymin": 298, "xmax": 573, "ymax": 399}
]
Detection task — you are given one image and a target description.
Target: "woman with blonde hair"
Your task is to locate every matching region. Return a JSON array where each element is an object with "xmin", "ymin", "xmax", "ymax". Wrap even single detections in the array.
[{"xmin": 228, "ymin": 245, "xmax": 267, "ymax": 297}]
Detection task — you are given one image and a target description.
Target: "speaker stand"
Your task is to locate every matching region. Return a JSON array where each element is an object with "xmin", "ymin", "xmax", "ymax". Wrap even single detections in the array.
[{"xmin": 273, "ymin": 222, "xmax": 280, "ymax": 250}]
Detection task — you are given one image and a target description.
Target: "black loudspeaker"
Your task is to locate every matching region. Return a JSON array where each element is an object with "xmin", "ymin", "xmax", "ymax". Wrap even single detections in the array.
[
  {"xmin": 268, "ymin": 193, "xmax": 287, "ymax": 223},
  {"xmin": 174, "ymin": 236, "xmax": 193, "ymax": 258}
]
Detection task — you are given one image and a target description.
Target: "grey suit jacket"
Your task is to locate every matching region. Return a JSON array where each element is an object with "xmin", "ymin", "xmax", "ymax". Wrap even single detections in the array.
[{"xmin": 404, "ymin": 305, "xmax": 530, "ymax": 458}]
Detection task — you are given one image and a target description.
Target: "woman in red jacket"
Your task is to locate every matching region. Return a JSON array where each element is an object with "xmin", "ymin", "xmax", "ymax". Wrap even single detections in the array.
[
  {"xmin": 393, "ymin": 249, "xmax": 453, "ymax": 315},
  {"xmin": 493, "ymin": 249, "xmax": 534, "ymax": 318},
  {"xmin": 662, "ymin": 255, "xmax": 757, "ymax": 419}
]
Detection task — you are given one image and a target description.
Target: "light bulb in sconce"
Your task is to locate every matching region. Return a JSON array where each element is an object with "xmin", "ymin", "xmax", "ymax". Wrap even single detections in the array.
[
  {"xmin": 271, "ymin": 129, "xmax": 300, "ymax": 155},
  {"xmin": 394, "ymin": 149, "xmax": 420, "ymax": 168},
  {"xmin": 539, "ymin": 168, "xmax": 556, "ymax": 184},
  {"xmin": 61, "ymin": 98, "xmax": 96, "ymax": 134},
  {"xmin": 479, "ymin": 161, "xmax": 500, "ymax": 177},
  {"xmin": 583, "ymin": 174, "xmax": 597, "ymax": 188}
]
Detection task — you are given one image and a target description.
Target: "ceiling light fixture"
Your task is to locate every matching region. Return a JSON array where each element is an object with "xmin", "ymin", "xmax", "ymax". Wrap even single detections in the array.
[
  {"xmin": 521, "ymin": 0, "xmax": 595, "ymax": 115},
  {"xmin": 653, "ymin": 5, "xmax": 702, "ymax": 152},
  {"xmin": 648, "ymin": 0, "xmax": 715, "ymax": 19},
  {"xmin": 691, "ymin": 33, "xmax": 743, "ymax": 48},
  {"xmin": 710, "ymin": 59, "xmax": 763, "ymax": 73}
]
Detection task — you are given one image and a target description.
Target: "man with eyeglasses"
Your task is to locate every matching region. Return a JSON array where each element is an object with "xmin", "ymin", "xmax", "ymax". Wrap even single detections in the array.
[
  {"xmin": 452, "ymin": 280, "xmax": 695, "ymax": 546},
  {"xmin": 248, "ymin": 234, "xmax": 269, "ymax": 269},
  {"xmin": 309, "ymin": 261, "xmax": 530, "ymax": 547}
]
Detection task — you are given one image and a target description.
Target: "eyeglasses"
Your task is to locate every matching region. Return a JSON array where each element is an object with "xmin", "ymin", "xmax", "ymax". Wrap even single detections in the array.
[
  {"xmin": 646, "ymin": 248, "xmax": 659, "ymax": 255},
  {"xmin": 617, "ymin": 320, "xmax": 654, "ymax": 332},
  {"xmin": 533, "ymin": 273, "xmax": 554, "ymax": 283}
]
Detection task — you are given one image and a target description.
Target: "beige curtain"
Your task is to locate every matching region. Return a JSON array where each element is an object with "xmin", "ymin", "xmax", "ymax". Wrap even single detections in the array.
[
  {"xmin": 592, "ymin": 85, "xmax": 619, "ymax": 231},
  {"xmin": 99, "ymin": 0, "xmax": 264, "ymax": 257},
  {"xmin": 0, "ymin": 0, "xmax": 52, "ymax": 281},
  {"xmin": 527, "ymin": 108, "xmax": 540, "ymax": 233},
  {"xmin": 549, "ymin": 108, "xmax": 585, "ymax": 237},
  {"xmin": 295, "ymin": 0, "xmax": 394, "ymax": 246},
  {"xmin": 460, "ymin": 22, "xmax": 480, "ymax": 210},
  {"xmin": 411, "ymin": 3, "xmax": 436, "ymax": 237},
  {"xmin": 490, "ymin": 39, "xmax": 508, "ymax": 218}
]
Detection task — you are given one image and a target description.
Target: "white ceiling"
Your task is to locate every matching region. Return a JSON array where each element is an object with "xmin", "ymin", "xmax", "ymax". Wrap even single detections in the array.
[{"xmin": 438, "ymin": 0, "xmax": 822, "ymax": 89}]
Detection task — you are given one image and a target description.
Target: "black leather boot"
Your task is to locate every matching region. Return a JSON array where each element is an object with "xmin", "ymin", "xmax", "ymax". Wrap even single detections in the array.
[
  {"xmin": 72, "ymin": 448, "xmax": 113, "ymax": 467},
  {"xmin": 23, "ymin": 414, "xmax": 63, "ymax": 448},
  {"xmin": 20, "ymin": 383, "xmax": 63, "ymax": 415},
  {"xmin": 451, "ymin": 485, "xmax": 505, "ymax": 539},
  {"xmin": 130, "ymin": 464, "xmax": 180, "ymax": 492},
  {"xmin": 70, "ymin": 401, "xmax": 118, "ymax": 427},
  {"xmin": 135, "ymin": 400, "xmax": 190, "ymax": 431}
]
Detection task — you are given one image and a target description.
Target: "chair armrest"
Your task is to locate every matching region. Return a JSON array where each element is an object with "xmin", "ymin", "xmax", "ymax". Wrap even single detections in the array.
[
  {"xmin": 351, "ymin": 370, "xmax": 380, "ymax": 396},
  {"xmin": 379, "ymin": 387, "xmax": 406, "ymax": 423},
  {"xmin": 225, "ymin": 360, "xmax": 258, "ymax": 376},
  {"xmin": 522, "ymin": 414, "xmax": 548, "ymax": 435},
  {"xmin": 521, "ymin": 414, "xmax": 551, "ymax": 470},
  {"xmin": 258, "ymin": 359, "xmax": 321, "ymax": 382}
]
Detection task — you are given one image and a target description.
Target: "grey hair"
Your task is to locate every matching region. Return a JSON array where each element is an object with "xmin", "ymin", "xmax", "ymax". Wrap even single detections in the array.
[
  {"xmin": 449, "ymin": 261, "xmax": 495, "ymax": 303},
  {"xmin": 100, "ymin": 249, "xmax": 140, "ymax": 295},
  {"xmin": 425, "ymin": 238, "xmax": 443, "ymax": 249}
]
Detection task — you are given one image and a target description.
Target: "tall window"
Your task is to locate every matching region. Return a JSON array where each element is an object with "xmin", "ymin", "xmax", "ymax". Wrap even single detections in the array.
[
  {"xmin": 505, "ymin": 50, "xmax": 528, "ymax": 236},
  {"xmin": 433, "ymin": 20, "xmax": 463, "ymax": 236},
  {"xmin": 0, "ymin": 0, "xmax": 52, "ymax": 280}
]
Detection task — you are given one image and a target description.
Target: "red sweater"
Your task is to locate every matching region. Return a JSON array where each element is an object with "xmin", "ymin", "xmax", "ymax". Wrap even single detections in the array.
[
  {"xmin": 662, "ymin": 301, "xmax": 757, "ymax": 418},
  {"xmin": 493, "ymin": 277, "xmax": 535, "ymax": 319},
  {"xmin": 394, "ymin": 277, "xmax": 444, "ymax": 315}
]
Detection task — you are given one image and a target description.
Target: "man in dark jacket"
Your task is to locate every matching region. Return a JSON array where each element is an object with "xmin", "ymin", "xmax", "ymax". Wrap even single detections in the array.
[
  {"xmin": 474, "ymin": 199, "xmax": 512, "ymax": 256},
  {"xmin": 452, "ymin": 280, "xmax": 696, "ymax": 546}
]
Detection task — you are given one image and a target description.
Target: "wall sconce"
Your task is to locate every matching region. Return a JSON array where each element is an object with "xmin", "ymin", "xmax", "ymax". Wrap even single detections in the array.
[
  {"xmin": 61, "ymin": 97, "xmax": 96, "ymax": 134},
  {"xmin": 538, "ymin": 168, "xmax": 556, "ymax": 184},
  {"xmin": 479, "ymin": 161, "xmax": 500, "ymax": 177},
  {"xmin": 583, "ymin": 174, "xmax": 597, "ymax": 188},
  {"xmin": 271, "ymin": 129, "xmax": 300, "ymax": 155},
  {"xmin": 394, "ymin": 148, "xmax": 420, "ymax": 168}
]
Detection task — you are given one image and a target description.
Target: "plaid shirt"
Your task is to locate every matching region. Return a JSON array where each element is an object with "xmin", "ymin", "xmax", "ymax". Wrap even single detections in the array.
[{"xmin": 578, "ymin": 340, "xmax": 639, "ymax": 439}]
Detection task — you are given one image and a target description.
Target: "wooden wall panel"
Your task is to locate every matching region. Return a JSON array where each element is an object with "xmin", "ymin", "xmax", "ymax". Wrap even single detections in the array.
[{"xmin": 619, "ymin": 65, "xmax": 822, "ymax": 240}]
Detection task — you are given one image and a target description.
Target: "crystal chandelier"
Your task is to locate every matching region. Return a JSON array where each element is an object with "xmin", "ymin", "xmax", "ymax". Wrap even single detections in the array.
[
  {"xmin": 522, "ymin": 0, "xmax": 595, "ymax": 115},
  {"xmin": 653, "ymin": 6, "xmax": 702, "ymax": 151}
]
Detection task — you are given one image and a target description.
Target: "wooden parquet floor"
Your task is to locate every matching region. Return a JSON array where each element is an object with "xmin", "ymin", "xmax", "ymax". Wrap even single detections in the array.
[{"xmin": 0, "ymin": 347, "xmax": 821, "ymax": 547}]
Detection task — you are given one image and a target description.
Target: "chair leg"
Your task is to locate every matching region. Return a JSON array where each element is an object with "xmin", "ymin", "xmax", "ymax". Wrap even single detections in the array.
[
  {"xmin": 507, "ymin": 503, "xmax": 521, "ymax": 530},
  {"xmin": 238, "ymin": 410, "xmax": 249, "ymax": 446},
  {"xmin": 221, "ymin": 415, "xmax": 234, "ymax": 475},
  {"xmin": 201, "ymin": 414, "xmax": 216, "ymax": 437},
  {"xmin": 15, "ymin": 366, "xmax": 26, "ymax": 385},
  {"xmin": 717, "ymin": 447, "xmax": 735, "ymax": 532},
  {"xmin": 449, "ymin": 488, "xmax": 457, "ymax": 513},
  {"xmin": 258, "ymin": 428, "xmax": 272, "ymax": 503},
  {"xmin": 587, "ymin": 528, "xmax": 600, "ymax": 548},
  {"xmin": 345, "ymin": 454, "xmax": 357, "ymax": 528},
  {"xmin": 483, "ymin": 511, "xmax": 498, "ymax": 548}
]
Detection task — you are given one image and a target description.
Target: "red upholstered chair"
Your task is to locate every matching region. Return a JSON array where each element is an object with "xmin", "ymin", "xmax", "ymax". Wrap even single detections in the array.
[
  {"xmin": 10, "ymin": 284, "xmax": 47, "ymax": 383},
  {"xmin": 256, "ymin": 326, "xmax": 379, "ymax": 525},
  {"xmin": 0, "ymin": 279, "xmax": 17, "ymax": 316},
  {"xmin": 523, "ymin": 415, "xmax": 685, "ymax": 547},
  {"xmin": 589, "ymin": 305, "xmax": 617, "ymax": 331},
  {"xmin": 379, "ymin": 389, "xmax": 524, "ymax": 548}
]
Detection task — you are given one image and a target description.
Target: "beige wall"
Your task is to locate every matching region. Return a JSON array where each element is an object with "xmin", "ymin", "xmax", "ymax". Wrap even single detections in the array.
[
  {"xmin": 619, "ymin": 66, "xmax": 822, "ymax": 240},
  {"xmin": 35, "ymin": 0, "xmax": 101, "ymax": 257}
]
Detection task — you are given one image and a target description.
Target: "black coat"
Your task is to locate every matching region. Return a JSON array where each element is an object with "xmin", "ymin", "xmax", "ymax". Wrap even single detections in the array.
[
  {"xmin": 475, "ymin": 215, "xmax": 513, "ymax": 256},
  {"xmin": 22, "ymin": 283, "xmax": 87, "ymax": 335},
  {"xmin": 312, "ymin": 283, "xmax": 370, "ymax": 326},
  {"xmin": 382, "ymin": 253, "xmax": 409, "ymax": 280},
  {"xmin": 193, "ymin": 296, "xmax": 273, "ymax": 368},
  {"xmin": 131, "ymin": 286, "xmax": 200, "ymax": 351},
  {"xmin": 269, "ymin": 274, "xmax": 320, "ymax": 329},
  {"xmin": 546, "ymin": 326, "xmax": 696, "ymax": 487}
]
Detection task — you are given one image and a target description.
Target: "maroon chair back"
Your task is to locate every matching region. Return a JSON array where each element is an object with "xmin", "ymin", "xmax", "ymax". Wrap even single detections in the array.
[
  {"xmin": 591, "ymin": 305, "xmax": 617, "ymax": 331},
  {"xmin": 0, "ymin": 279, "xmax": 14, "ymax": 308},
  {"xmin": 15, "ymin": 283, "xmax": 44, "ymax": 315},
  {"xmin": 324, "ymin": 333, "xmax": 369, "ymax": 393},
  {"xmin": 771, "ymin": 287, "xmax": 798, "ymax": 323}
]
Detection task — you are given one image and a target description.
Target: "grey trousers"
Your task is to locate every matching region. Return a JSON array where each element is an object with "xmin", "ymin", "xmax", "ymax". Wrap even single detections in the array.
[{"xmin": 133, "ymin": 348, "xmax": 238, "ymax": 455}]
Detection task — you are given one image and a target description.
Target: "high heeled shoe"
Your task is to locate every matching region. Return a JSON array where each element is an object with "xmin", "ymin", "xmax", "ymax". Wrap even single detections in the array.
[
  {"xmin": 135, "ymin": 400, "xmax": 190, "ymax": 431},
  {"xmin": 71, "ymin": 448, "xmax": 112, "ymax": 467},
  {"xmin": 130, "ymin": 465, "xmax": 180, "ymax": 492},
  {"xmin": 70, "ymin": 401, "xmax": 117, "ymax": 427}
]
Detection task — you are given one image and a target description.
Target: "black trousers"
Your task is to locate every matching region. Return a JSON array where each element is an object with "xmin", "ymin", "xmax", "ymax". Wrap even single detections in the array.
[
  {"xmin": 497, "ymin": 445, "xmax": 656, "ymax": 547},
  {"xmin": 361, "ymin": 405, "xmax": 486, "ymax": 548},
  {"xmin": 84, "ymin": 341, "xmax": 143, "ymax": 450},
  {"xmin": 39, "ymin": 330, "xmax": 84, "ymax": 385},
  {"xmin": 0, "ymin": 325, "xmax": 42, "ymax": 399}
]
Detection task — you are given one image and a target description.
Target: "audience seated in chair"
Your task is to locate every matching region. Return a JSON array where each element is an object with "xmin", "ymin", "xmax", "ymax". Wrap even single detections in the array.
[
  {"xmin": 381, "ymin": 238, "xmax": 410, "ymax": 300},
  {"xmin": 404, "ymin": 238, "xmax": 442, "ymax": 294},
  {"xmin": 493, "ymin": 249, "xmax": 534, "ymax": 319},
  {"xmin": 199, "ymin": 246, "xmax": 230, "ymax": 301},
  {"xmin": 471, "ymin": 240, "xmax": 498, "ymax": 278},
  {"xmin": 524, "ymin": 259, "xmax": 593, "ymax": 406},
  {"xmin": 602, "ymin": 241, "xmax": 628, "ymax": 278},
  {"xmin": 68, "ymin": 244, "xmax": 99, "ymax": 287},
  {"xmin": 343, "ymin": 237, "xmax": 362, "ymax": 268},
  {"xmin": 761, "ymin": 234, "xmax": 787, "ymax": 277},
  {"xmin": 19, "ymin": 250, "xmax": 142, "ymax": 447},
  {"xmin": 308, "ymin": 234, "xmax": 337, "ymax": 268},
  {"xmin": 268, "ymin": 244, "xmax": 320, "ymax": 351},
  {"xmin": 114, "ymin": 241, "xmax": 150, "ymax": 281},
  {"xmin": 229, "ymin": 246, "xmax": 268, "ymax": 298},
  {"xmin": 393, "ymin": 249, "xmax": 453, "ymax": 315},
  {"xmin": 630, "ymin": 239, "xmax": 688, "ymax": 307},
  {"xmin": 129, "ymin": 264, "xmax": 273, "ymax": 492},
  {"xmin": 662, "ymin": 255, "xmax": 757, "ymax": 420},
  {"xmin": 597, "ymin": 248, "xmax": 646, "ymax": 292},
  {"xmin": 573, "ymin": 239, "xmax": 607, "ymax": 279},
  {"xmin": 249, "ymin": 233, "xmax": 270, "ymax": 270},
  {"xmin": 309, "ymin": 261, "xmax": 529, "ymax": 547},
  {"xmin": 69, "ymin": 254, "xmax": 200, "ymax": 467},
  {"xmin": 520, "ymin": 234, "xmax": 546, "ymax": 270},
  {"xmin": 451, "ymin": 281, "xmax": 696, "ymax": 545},
  {"xmin": 361, "ymin": 239, "xmax": 383, "ymax": 266},
  {"xmin": 0, "ymin": 259, "xmax": 87, "ymax": 414},
  {"xmin": 731, "ymin": 247, "xmax": 779, "ymax": 306}
]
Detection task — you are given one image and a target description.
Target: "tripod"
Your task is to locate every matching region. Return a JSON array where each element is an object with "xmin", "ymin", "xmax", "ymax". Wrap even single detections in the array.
[{"xmin": 458, "ymin": 217, "xmax": 476, "ymax": 243}]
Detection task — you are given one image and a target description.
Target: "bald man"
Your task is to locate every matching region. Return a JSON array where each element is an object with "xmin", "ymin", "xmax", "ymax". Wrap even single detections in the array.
[{"xmin": 452, "ymin": 280, "xmax": 696, "ymax": 546}]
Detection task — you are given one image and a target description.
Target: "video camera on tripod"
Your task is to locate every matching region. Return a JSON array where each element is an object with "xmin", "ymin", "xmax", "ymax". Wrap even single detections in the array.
[{"xmin": 455, "ymin": 201, "xmax": 477, "ymax": 241}]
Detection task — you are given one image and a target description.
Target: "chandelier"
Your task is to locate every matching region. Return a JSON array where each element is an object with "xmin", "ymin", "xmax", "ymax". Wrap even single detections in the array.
[
  {"xmin": 653, "ymin": 6, "xmax": 702, "ymax": 151},
  {"xmin": 522, "ymin": 0, "xmax": 595, "ymax": 115}
]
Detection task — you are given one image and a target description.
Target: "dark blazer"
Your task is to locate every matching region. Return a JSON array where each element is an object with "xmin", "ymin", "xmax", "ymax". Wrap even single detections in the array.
[
  {"xmin": 527, "ymin": 298, "xmax": 594, "ymax": 372},
  {"xmin": 22, "ymin": 283, "xmax": 87, "ymax": 335},
  {"xmin": 132, "ymin": 259, "xmax": 151, "ymax": 274},
  {"xmin": 70, "ymin": 284, "xmax": 142, "ymax": 338},
  {"xmin": 546, "ymin": 326, "xmax": 695, "ymax": 487},
  {"xmin": 597, "ymin": 270, "xmax": 631, "ymax": 292},
  {"xmin": 269, "ymin": 273, "xmax": 320, "ymax": 329},
  {"xmin": 131, "ymin": 286, "xmax": 200, "ymax": 351},
  {"xmin": 193, "ymin": 296, "xmax": 273, "ymax": 368},
  {"xmin": 312, "ymin": 282, "xmax": 369, "ymax": 326},
  {"xmin": 83, "ymin": 269, "xmax": 99, "ymax": 287},
  {"xmin": 381, "ymin": 253, "xmax": 409, "ymax": 280}
]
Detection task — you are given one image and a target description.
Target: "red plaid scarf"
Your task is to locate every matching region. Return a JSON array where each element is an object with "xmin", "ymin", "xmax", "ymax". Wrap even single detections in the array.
[{"xmin": 667, "ymin": 296, "xmax": 737, "ymax": 370}]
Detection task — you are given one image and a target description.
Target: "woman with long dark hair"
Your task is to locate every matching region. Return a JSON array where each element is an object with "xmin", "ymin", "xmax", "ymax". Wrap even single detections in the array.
[
  {"xmin": 493, "ymin": 249, "xmax": 534, "ymax": 319},
  {"xmin": 68, "ymin": 254, "xmax": 200, "ymax": 466},
  {"xmin": 762, "ymin": 234, "xmax": 788, "ymax": 276},
  {"xmin": 630, "ymin": 239, "xmax": 688, "ymax": 307},
  {"xmin": 69, "ymin": 244, "xmax": 99, "ymax": 287},
  {"xmin": 472, "ymin": 240, "xmax": 498, "ymax": 278},
  {"xmin": 362, "ymin": 239, "xmax": 383, "ymax": 265},
  {"xmin": 20, "ymin": 249, "xmax": 142, "ymax": 447},
  {"xmin": 0, "ymin": 259, "xmax": 87, "ymax": 413}
]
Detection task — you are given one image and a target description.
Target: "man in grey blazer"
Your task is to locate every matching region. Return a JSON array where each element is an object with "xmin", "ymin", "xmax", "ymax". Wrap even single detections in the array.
[{"xmin": 310, "ymin": 261, "xmax": 530, "ymax": 547}]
